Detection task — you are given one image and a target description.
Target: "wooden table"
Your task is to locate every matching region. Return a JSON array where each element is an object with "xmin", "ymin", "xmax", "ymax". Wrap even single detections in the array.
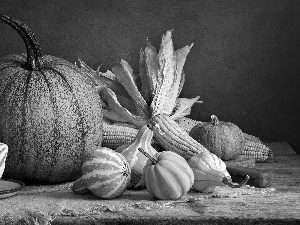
[{"xmin": 0, "ymin": 142, "xmax": 299, "ymax": 224}]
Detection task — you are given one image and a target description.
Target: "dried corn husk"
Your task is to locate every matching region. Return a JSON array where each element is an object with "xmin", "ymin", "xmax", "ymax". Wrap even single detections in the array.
[
  {"xmin": 112, "ymin": 60, "xmax": 150, "ymax": 118},
  {"xmin": 100, "ymin": 87, "xmax": 148, "ymax": 127},
  {"xmin": 139, "ymin": 48, "xmax": 151, "ymax": 104},
  {"xmin": 78, "ymin": 30, "xmax": 206, "ymax": 159},
  {"xmin": 150, "ymin": 30, "xmax": 195, "ymax": 117},
  {"xmin": 170, "ymin": 97, "xmax": 202, "ymax": 120}
]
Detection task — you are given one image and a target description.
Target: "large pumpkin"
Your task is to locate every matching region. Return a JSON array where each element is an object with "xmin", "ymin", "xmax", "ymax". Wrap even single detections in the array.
[
  {"xmin": 189, "ymin": 115, "xmax": 245, "ymax": 160},
  {"xmin": 0, "ymin": 15, "xmax": 103, "ymax": 183}
]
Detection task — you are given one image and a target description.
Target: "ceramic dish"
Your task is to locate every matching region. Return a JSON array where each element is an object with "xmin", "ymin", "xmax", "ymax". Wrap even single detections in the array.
[
  {"xmin": 0, "ymin": 179, "xmax": 25, "ymax": 199},
  {"xmin": 0, "ymin": 143, "xmax": 8, "ymax": 179}
]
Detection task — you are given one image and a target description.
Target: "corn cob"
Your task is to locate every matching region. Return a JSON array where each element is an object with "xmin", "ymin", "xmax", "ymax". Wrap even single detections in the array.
[
  {"xmin": 102, "ymin": 124, "xmax": 138, "ymax": 150},
  {"xmin": 113, "ymin": 117, "xmax": 201, "ymax": 135},
  {"xmin": 102, "ymin": 123, "xmax": 162, "ymax": 151},
  {"xmin": 111, "ymin": 122, "xmax": 139, "ymax": 129},
  {"xmin": 151, "ymin": 114, "xmax": 211, "ymax": 160},
  {"xmin": 241, "ymin": 139, "xmax": 273, "ymax": 162},
  {"xmin": 175, "ymin": 117, "xmax": 203, "ymax": 134},
  {"xmin": 244, "ymin": 133, "xmax": 262, "ymax": 143}
]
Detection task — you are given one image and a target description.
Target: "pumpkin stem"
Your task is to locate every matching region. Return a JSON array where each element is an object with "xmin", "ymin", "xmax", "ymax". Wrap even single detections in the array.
[
  {"xmin": 0, "ymin": 14, "xmax": 42, "ymax": 70},
  {"xmin": 138, "ymin": 148, "xmax": 157, "ymax": 164},
  {"xmin": 211, "ymin": 115, "xmax": 219, "ymax": 125},
  {"xmin": 222, "ymin": 175, "xmax": 250, "ymax": 188}
]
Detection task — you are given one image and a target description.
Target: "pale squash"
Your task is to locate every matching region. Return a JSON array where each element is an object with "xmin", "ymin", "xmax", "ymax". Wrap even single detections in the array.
[
  {"xmin": 188, "ymin": 151, "xmax": 249, "ymax": 192},
  {"xmin": 116, "ymin": 124, "xmax": 157, "ymax": 189},
  {"xmin": 138, "ymin": 148, "xmax": 194, "ymax": 200}
]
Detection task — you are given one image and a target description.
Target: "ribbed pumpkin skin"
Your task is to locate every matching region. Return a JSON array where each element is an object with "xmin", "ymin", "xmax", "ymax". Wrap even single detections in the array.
[
  {"xmin": 82, "ymin": 147, "xmax": 131, "ymax": 199},
  {"xmin": 115, "ymin": 125, "xmax": 157, "ymax": 189},
  {"xmin": 188, "ymin": 152, "xmax": 231, "ymax": 191},
  {"xmin": 0, "ymin": 54, "xmax": 103, "ymax": 183},
  {"xmin": 189, "ymin": 116, "xmax": 245, "ymax": 160},
  {"xmin": 143, "ymin": 151, "xmax": 194, "ymax": 200}
]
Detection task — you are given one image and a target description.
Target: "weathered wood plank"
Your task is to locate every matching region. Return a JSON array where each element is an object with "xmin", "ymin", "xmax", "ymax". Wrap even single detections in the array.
[{"xmin": 0, "ymin": 142, "xmax": 299, "ymax": 224}]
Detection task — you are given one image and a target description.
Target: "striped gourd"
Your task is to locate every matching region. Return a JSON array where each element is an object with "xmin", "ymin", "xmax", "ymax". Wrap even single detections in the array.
[
  {"xmin": 115, "ymin": 125, "xmax": 157, "ymax": 189},
  {"xmin": 188, "ymin": 151, "xmax": 249, "ymax": 191},
  {"xmin": 71, "ymin": 177, "xmax": 89, "ymax": 195},
  {"xmin": 241, "ymin": 139, "xmax": 273, "ymax": 162},
  {"xmin": 138, "ymin": 148, "xmax": 194, "ymax": 200},
  {"xmin": 81, "ymin": 147, "xmax": 131, "ymax": 199},
  {"xmin": 0, "ymin": 143, "xmax": 8, "ymax": 179},
  {"xmin": 0, "ymin": 15, "xmax": 103, "ymax": 183}
]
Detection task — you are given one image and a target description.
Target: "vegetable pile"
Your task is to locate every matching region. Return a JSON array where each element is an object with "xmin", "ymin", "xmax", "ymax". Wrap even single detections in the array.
[
  {"xmin": 0, "ymin": 14, "xmax": 273, "ymax": 201},
  {"xmin": 72, "ymin": 28, "xmax": 250, "ymax": 199}
]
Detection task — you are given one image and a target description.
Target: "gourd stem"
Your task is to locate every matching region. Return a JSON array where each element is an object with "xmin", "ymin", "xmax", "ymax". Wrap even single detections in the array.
[
  {"xmin": 138, "ymin": 148, "xmax": 157, "ymax": 164},
  {"xmin": 211, "ymin": 115, "xmax": 219, "ymax": 125},
  {"xmin": 222, "ymin": 175, "xmax": 250, "ymax": 188},
  {"xmin": 0, "ymin": 14, "xmax": 42, "ymax": 70}
]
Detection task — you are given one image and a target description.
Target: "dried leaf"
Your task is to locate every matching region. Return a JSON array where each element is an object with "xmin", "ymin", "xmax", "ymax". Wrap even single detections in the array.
[
  {"xmin": 139, "ymin": 48, "xmax": 151, "ymax": 104},
  {"xmin": 24, "ymin": 210, "xmax": 54, "ymax": 225},
  {"xmin": 203, "ymin": 185, "xmax": 276, "ymax": 198},
  {"xmin": 170, "ymin": 96, "xmax": 202, "ymax": 120},
  {"xmin": 76, "ymin": 58, "xmax": 99, "ymax": 86},
  {"xmin": 144, "ymin": 42, "xmax": 159, "ymax": 94},
  {"xmin": 100, "ymin": 87, "xmax": 148, "ymax": 127},
  {"xmin": 177, "ymin": 70, "xmax": 186, "ymax": 99},
  {"xmin": 169, "ymin": 44, "xmax": 193, "ymax": 104},
  {"xmin": 117, "ymin": 95, "xmax": 139, "ymax": 115},
  {"xmin": 103, "ymin": 109, "xmax": 131, "ymax": 123},
  {"xmin": 150, "ymin": 30, "xmax": 176, "ymax": 116},
  {"xmin": 77, "ymin": 59, "xmax": 132, "ymax": 100},
  {"xmin": 158, "ymin": 29, "xmax": 175, "ymax": 89},
  {"xmin": 113, "ymin": 61, "xmax": 150, "ymax": 119}
]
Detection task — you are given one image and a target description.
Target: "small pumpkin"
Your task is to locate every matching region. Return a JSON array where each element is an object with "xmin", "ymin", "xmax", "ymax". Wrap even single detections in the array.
[
  {"xmin": 138, "ymin": 148, "xmax": 194, "ymax": 200},
  {"xmin": 115, "ymin": 124, "xmax": 157, "ymax": 189},
  {"xmin": 81, "ymin": 147, "xmax": 131, "ymax": 199},
  {"xmin": 188, "ymin": 151, "xmax": 249, "ymax": 191},
  {"xmin": 189, "ymin": 115, "xmax": 245, "ymax": 160},
  {"xmin": 0, "ymin": 15, "xmax": 103, "ymax": 183}
]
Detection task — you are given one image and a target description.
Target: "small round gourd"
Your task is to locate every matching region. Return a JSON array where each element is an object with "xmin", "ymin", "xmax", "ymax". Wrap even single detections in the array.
[
  {"xmin": 116, "ymin": 124, "xmax": 157, "ymax": 189},
  {"xmin": 189, "ymin": 115, "xmax": 245, "ymax": 160},
  {"xmin": 138, "ymin": 148, "xmax": 194, "ymax": 200},
  {"xmin": 0, "ymin": 15, "xmax": 103, "ymax": 183},
  {"xmin": 82, "ymin": 147, "xmax": 131, "ymax": 199},
  {"xmin": 188, "ymin": 151, "xmax": 249, "ymax": 191}
]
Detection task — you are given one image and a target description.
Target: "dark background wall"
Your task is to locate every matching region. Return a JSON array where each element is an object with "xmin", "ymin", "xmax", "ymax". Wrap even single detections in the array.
[{"xmin": 1, "ymin": 0, "xmax": 299, "ymax": 153}]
